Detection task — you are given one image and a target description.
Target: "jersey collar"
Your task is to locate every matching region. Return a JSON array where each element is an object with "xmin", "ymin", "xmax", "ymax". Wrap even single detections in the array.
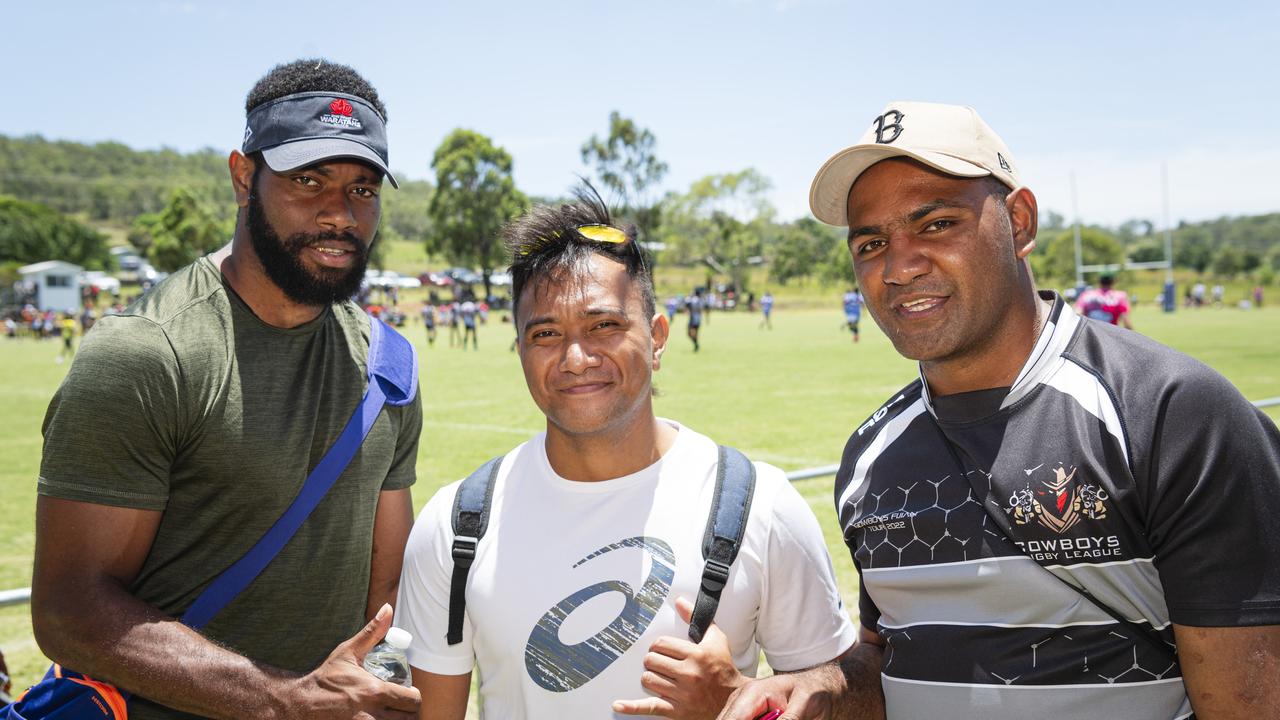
[{"xmin": 918, "ymin": 291, "xmax": 1076, "ymax": 416}]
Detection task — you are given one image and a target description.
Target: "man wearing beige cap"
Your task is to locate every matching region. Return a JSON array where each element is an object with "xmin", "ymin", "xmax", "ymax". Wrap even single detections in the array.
[{"xmin": 719, "ymin": 101, "xmax": 1280, "ymax": 719}]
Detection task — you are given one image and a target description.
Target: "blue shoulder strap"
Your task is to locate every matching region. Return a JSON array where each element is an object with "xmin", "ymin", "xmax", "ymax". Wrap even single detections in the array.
[
  {"xmin": 181, "ymin": 318, "xmax": 417, "ymax": 630},
  {"xmin": 688, "ymin": 445, "xmax": 756, "ymax": 643}
]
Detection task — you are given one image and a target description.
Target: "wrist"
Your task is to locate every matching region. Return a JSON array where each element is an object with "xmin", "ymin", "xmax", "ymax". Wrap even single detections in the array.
[
  {"xmin": 255, "ymin": 672, "xmax": 304, "ymax": 720},
  {"xmin": 729, "ymin": 667, "xmax": 749, "ymax": 692}
]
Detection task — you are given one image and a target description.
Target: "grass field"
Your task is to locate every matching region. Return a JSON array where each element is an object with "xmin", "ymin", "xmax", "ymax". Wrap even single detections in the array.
[{"xmin": 1, "ymin": 295, "xmax": 1278, "ymax": 697}]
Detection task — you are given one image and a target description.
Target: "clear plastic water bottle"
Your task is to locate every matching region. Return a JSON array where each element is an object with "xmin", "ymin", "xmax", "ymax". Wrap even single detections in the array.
[{"xmin": 362, "ymin": 627, "xmax": 413, "ymax": 687}]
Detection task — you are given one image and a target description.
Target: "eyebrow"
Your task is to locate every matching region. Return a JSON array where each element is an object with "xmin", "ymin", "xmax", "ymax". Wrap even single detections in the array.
[
  {"xmin": 290, "ymin": 163, "xmax": 383, "ymax": 185},
  {"xmin": 847, "ymin": 199, "xmax": 970, "ymax": 242},
  {"xmin": 523, "ymin": 306, "xmax": 628, "ymax": 332}
]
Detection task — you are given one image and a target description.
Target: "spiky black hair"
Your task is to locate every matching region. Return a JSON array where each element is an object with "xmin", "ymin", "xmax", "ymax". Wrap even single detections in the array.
[{"xmin": 504, "ymin": 182, "xmax": 654, "ymax": 323}]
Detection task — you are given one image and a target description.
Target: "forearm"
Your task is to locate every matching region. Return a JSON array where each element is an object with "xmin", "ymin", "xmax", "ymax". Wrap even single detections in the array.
[
  {"xmin": 1177, "ymin": 624, "xmax": 1280, "ymax": 719},
  {"xmin": 34, "ymin": 577, "xmax": 296, "ymax": 720},
  {"xmin": 828, "ymin": 641, "xmax": 885, "ymax": 720}
]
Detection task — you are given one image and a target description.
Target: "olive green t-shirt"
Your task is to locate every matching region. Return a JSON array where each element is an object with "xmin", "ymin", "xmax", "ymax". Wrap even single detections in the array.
[{"xmin": 39, "ymin": 257, "xmax": 422, "ymax": 719}]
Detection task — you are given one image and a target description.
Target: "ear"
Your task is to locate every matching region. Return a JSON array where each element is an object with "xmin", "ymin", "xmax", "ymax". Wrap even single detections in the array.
[
  {"xmin": 229, "ymin": 151, "xmax": 255, "ymax": 208},
  {"xmin": 650, "ymin": 311, "xmax": 670, "ymax": 370},
  {"xmin": 1006, "ymin": 187, "xmax": 1039, "ymax": 259}
]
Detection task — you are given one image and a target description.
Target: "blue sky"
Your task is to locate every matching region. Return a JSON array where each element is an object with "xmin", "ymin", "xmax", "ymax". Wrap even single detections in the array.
[{"xmin": 5, "ymin": 1, "xmax": 1278, "ymax": 226}]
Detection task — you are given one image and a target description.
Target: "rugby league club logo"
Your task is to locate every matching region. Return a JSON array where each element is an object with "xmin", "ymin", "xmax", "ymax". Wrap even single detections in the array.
[
  {"xmin": 1007, "ymin": 463, "xmax": 1108, "ymax": 534},
  {"xmin": 320, "ymin": 98, "xmax": 362, "ymax": 129}
]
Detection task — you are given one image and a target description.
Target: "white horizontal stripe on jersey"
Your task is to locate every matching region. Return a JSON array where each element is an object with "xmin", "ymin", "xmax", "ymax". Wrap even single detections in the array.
[
  {"xmin": 864, "ymin": 555, "xmax": 1170, "ymax": 630},
  {"xmin": 882, "ymin": 674, "xmax": 1191, "ymax": 720}
]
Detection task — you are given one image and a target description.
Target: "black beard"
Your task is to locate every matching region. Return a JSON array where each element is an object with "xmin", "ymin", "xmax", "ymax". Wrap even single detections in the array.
[{"xmin": 246, "ymin": 192, "xmax": 371, "ymax": 307}]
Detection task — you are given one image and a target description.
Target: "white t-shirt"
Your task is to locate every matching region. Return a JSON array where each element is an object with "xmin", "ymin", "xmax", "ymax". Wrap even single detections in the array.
[{"xmin": 397, "ymin": 421, "xmax": 856, "ymax": 719}]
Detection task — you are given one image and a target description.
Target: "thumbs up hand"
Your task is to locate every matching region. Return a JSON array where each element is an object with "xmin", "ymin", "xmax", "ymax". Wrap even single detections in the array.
[
  {"xmin": 282, "ymin": 603, "xmax": 421, "ymax": 720},
  {"xmin": 612, "ymin": 596, "xmax": 746, "ymax": 719}
]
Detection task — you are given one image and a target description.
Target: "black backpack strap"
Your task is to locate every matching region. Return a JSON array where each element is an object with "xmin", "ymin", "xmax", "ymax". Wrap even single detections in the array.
[
  {"xmin": 447, "ymin": 455, "xmax": 503, "ymax": 646},
  {"xmin": 689, "ymin": 445, "xmax": 757, "ymax": 643}
]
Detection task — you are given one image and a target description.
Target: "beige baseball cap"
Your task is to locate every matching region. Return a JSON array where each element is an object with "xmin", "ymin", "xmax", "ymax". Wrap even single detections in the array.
[{"xmin": 809, "ymin": 101, "xmax": 1020, "ymax": 226}]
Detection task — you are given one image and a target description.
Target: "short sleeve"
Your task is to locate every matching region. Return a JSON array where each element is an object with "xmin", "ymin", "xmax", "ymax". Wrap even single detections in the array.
[
  {"xmin": 1141, "ymin": 366, "xmax": 1280, "ymax": 626},
  {"xmin": 395, "ymin": 481, "xmax": 476, "ymax": 675},
  {"xmin": 755, "ymin": 470, "xmax": 858, "ymax": 671},
  {"xmin": 381, "ymin": 391, "xmax": 422, "ymax": 491},
  {"xmin": 857, "ymin": 570, "xmax": 882, "ymax": 633},
  {"xmin": 38, "ymin": 315, "xmax": 183, "ymax": 509}
]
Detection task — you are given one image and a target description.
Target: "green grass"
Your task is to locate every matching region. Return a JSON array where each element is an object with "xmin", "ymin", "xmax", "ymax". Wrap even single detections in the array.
[{"xmin": 2, "ymin": 297, "xmax": 1278, "ymax": 696}]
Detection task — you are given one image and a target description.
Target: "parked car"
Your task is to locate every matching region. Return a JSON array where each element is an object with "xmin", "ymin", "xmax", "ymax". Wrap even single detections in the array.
[
  {"xmin": 80, "ymin": 271, "xmax": 121, "ymax": 295},
  {"xmin": 445, "ymin": 267, "xmax": 483, "ymax": 285},
  {"xmin": 419, "ymin": 271, "xmax": 454, "ymax": 287},
  {"xmin": 110, "ymin": 246, "xmax": 142, "ymax": 272}
]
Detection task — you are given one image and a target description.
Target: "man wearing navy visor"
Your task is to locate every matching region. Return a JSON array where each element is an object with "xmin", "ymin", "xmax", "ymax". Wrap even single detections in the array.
[{"xmin": 32, "ymin": 59, "xmax": 422, "ymax": 720}]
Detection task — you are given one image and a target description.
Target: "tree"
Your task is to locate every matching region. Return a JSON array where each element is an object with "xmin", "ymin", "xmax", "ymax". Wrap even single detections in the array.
[
  {"xmin": 0, "ymin": 135, "xmax": 234, "ymax": 226},
  {"xmin": 1241, "ymin": 250, "xmax": 1262, "ymax": 273},
  {"xmin": 768, "ymin": 217, "xmax": 849, "ymax": 286},
  {"xmin": 1115, "ymin": 219, "xmax": 1155, "ymax": 246},
  {"xmin": 0, "ymin": 195, "xmax": 110, "ymax": 269},
  {"xmin": 380, "ymin": 179, "xmax": 433, "ymax": 246},
  {"xmin": 428, "ymin": 129, "xmax": 526, "ymax": 299},
  {"xmin": 580, "ymin": 112, "xmax": 668, "ymax": 243},
  {"xmin": 370, "ymin": 179, "xmax": 434, "ymax": 271},
  {"xmin": 657, "ymin": 170, "xmax": 774, "ymax": 294},
  {"xmin": 1128, "ymin": 241, "xmax": 1167, "ymax": 264},
  {"xmin": 1035, "ymin": 227, "xmax": 1124, "ymax": 283},
  {"xmin": 1173, "ymin": 226, "xmax": 1213, "ymax": 273},
  {"xmin": 129, "ymin": 187, "xmax": 226, "ymax": 272},
  {"xmin": 1210, "ymin": 245, "xmax": 1242, "ymax": 278}
]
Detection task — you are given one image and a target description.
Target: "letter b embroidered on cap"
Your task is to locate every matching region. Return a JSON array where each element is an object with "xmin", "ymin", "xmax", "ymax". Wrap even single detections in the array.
[{"xmin": 873, "ymin": 110, "xmax": 905, "ymax": 144}]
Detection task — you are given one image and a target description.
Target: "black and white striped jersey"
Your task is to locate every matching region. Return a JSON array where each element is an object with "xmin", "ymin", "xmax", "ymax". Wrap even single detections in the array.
[{"xmin": 836, "ymin": 292, "xmax": 1280, "ymax": 720}]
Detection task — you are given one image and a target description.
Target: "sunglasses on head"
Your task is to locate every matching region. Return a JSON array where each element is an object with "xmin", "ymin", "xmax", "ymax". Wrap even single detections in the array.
[
  {"xmin": 573, "ymin": 224, "xmax": 628, "ymax": 245},
  {"xmin": 521, "ymin": 224, "xmax": 629, "ymax": 255}
]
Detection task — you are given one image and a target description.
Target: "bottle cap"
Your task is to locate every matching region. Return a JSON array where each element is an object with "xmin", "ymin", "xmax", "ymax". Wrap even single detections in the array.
[{"xmin": 384, "ymin": 627, "xmax": 412, "ymax": 649}]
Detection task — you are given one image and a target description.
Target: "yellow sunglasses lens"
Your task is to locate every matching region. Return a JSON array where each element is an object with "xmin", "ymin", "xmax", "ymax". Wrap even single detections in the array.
[{"xmin": 576, "ymin": 224, "xmax": 628, "ymax": 244}]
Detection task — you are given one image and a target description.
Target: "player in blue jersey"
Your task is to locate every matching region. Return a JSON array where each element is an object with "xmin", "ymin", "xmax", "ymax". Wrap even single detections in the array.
[
  {"xmin": 841, "ymin": 287, "xmax": 863, "ymax": 342},
  {"xmin": 759, "ymin": 291, "xmax": 774, "ymax": 330}
]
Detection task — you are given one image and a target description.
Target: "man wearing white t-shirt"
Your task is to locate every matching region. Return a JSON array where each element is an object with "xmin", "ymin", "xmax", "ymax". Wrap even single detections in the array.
[{"xmin": 396, "ymin": 187, "xmax": 857, "ymax": 719}]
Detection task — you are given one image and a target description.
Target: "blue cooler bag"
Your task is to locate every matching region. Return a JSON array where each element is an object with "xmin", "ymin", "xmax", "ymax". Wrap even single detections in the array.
[
  {"xmin": 2, "ymin": 318, "xmax": 417, "ymax": 719},
  {"xmin": 5, "ymin": 666, "xmax": 127, "ymax": 719}
]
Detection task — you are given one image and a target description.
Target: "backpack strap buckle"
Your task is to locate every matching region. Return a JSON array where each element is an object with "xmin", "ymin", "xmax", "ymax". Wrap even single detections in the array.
[
  {"xmin": 451, "ymin": 535, "xmax": 478, "ymax": 567},
  {"xmin": 700, "ymin": 558, "xmax": 732, "ymax": 594}
]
